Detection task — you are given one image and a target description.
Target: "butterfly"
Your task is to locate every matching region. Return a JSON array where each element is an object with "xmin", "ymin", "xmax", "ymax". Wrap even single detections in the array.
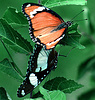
[
  {"xmin": 22, "ymin": 3, "xmax": 72, "ymax": 49},
  {"xmin": 17, "ymin": 44, "xmax": 58, "ymax": 97}
]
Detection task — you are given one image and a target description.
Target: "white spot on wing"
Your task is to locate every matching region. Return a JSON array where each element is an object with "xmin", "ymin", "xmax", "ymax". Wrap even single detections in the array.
[
  {"xmin": 28, "ymin": 21, "xmax": 31, "ymax": 25},
  {"xmin": 44, "ymin": 74, "xmax": 46, "ymax": 77},
  {"xmin": 36, "ymin": 42, "xmax": 40, "ymax": 44},
  {"xmin": 35, "ymin": 67, "xmax": 40, "ymax": 72},
  {"xmin": 41, "ymin": 77, "xmax": 43, "ymax": 80},
  {"xmin": 26, "ymin": 4, "xmax": 31, "ymax": 7},
  {"xmin": 29, "ymin": 73, "xmax": 38, "ymax": 87},
  {"xmin": 47, "ymin": 71, "xmax": 49, "ymax": 73},
  {"xmin": 30, "ymin": 13, "xmax": 34, "ymax": 18},
  {"xmin": 46, "ymin": 7, "xmax": 50, "ymax": 10},
  {"xmin": 37, "ymin": 7, "xmax": 45, "ymax": 11},
  {"xmin": 30, "ymin": 6, "xmax": 45, "ymax": 18},
  {"xmin": 46, "ymin": 34, "xmax": 65, "ymax": 46},
  {"xmin": 21, "ymin": 90, "xmax": 25, "ymax": 96}
]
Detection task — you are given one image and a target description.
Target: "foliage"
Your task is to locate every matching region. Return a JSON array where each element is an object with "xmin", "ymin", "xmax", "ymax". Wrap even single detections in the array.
[
  {"xmin": 41, "ymin": 0, "xmax": 87, "ymax": 8},
  {"xmin": 26, "ymin": 86, "xmax": 66, "ymax": 100},
  {"xmin": 77, "ymin": 5, "xmax": 95, "ymax": 100},
  {"xmin": 59, "ymin": 23, "xmax": 85, "ymax": 49},
  {"xmin": 77, "ymin": 55, "xmax": 95, "ymax": 79},
  {"xmin": 0, "ymin": 58, "xmax": 23, "ymax": 81},
  {"xmin": 0, "ymin": 0, "xmax": 90, "ymax": 100},
  {"xmin": 43, "ymin": 77, "xmax": 83, "ymax": 93},
  {"xmin": 3, "ymin": 7, "xmax": 28, "ymax": 29},
  {"xmin": 0, "ymin": 87, "xmax": 11, "ymax": 100},
  {"xmin": 0, "ymin": 19, "xmax": 32, "ymax": 54},
  {"xmin": 33, "ymin": 77, "xmax": 83, "ymax": 98},
  {"xmin": 39, "ymin": 86, "xmax": 66, "ymax": 100}
]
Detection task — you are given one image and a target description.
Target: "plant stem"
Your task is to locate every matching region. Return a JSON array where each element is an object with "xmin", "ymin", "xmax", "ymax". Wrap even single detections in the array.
[
  {"xmin": 0, "ymin": 39, "xmax": 14, "ymax": 62},
  {"xmin": 38, "ymin": 0, "xmax": 41, "ymax": 4},
  {"xmin": 30, "ymin": 91, "xmax": 32, "ymax": 98}
]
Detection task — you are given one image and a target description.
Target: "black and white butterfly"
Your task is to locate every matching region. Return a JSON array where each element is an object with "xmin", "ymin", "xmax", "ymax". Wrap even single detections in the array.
[{"xmin": 17, "ymin": 44, "xmax": 58, "ymax": 97}]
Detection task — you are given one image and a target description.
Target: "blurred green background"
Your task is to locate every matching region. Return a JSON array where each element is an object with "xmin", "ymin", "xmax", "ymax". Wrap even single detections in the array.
[{"xmin": 0, "ymin": 0, "xmax": 95, "ymax": 100}]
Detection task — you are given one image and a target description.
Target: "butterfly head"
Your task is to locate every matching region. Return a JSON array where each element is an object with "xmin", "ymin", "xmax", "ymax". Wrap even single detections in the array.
[{"xmin": 66, "ymin": 21, "xmax": 73, "ymax": 27}]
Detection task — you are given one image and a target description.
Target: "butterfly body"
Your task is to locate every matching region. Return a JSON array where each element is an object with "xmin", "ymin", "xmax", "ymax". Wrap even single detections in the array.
[
  {"xmin": 51, "ymin": 21, "xmax": 72, "ymax": 32},
  {"xmin": 22, "ymin": 3, "xmax": 72, "ymax": 49}
]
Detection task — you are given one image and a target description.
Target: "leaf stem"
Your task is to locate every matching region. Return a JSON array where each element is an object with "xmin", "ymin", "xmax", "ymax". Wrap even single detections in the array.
[
  {"xmin": 0, "ymin": 37, "xmax": 24, "ymax": 79},
  {"xmin": 38, "ymin": 0, "xmax": 41, "ymax": 4},
  {"xmin": 30, "ymin": 91, "xmax": 32, "ymax": 98},
  {"xmin": 0, "ymin": 39, "xmax": 14, "ymax": 62}
]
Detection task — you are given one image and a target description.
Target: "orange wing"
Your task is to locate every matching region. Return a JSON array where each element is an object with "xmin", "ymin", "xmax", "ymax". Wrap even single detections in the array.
[{"xmin": 22, "ymin": 3, "xmax": 66, "ymax": 49}]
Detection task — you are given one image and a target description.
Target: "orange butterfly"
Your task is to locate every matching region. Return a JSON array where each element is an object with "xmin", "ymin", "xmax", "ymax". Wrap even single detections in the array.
[{"xmin": 22, "ymin": 3, "xmax": 72, "ymax": 49}]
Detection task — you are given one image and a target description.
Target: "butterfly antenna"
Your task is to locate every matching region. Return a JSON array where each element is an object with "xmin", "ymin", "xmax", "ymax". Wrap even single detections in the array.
[
  {"xmin": 73, "ymin": 19, "xmax": 88, "ymax": 22},
  {"xmin": 70, "ymin": 10, "xmax": 84, "ymax": 22}
]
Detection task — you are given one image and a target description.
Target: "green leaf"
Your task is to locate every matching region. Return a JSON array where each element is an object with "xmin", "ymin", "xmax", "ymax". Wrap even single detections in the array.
[
  {"xmin": 67, "ymin": 23, "xmax": 78, "ymax": 32},
  {"xmin": 24, "ymin": 98, "xmax": 44, "ymax": 100},
  {"xmin": 59, "ymin": 24, "xmax": 85, "ymax": 49},
  {"xmin": 0, "ymin": 18, "xmax": 33, "ymax": 54},
  {"xmin": 0, "ymin": 87, "xmax": 10, "ymax": 100},
  {"xmin": 48, "ymin": 90, "xmax": 66, "ymax": 100},
  {"xmin": 43, "ymin": 77, "xmax": 83, "ymax": 93},
  {"xmin": 39, "ymin": 86, "xmax": 66, "ymax": 100},
  {"xmin": 39, "ymin": 86, "xmax": 50, "ymax": 100},
  {"xmin": 78, "ymin": 89, "xmax": 95, "ymax": 100},
  {"xmin": 41, "ymin": 0, "xmax": 87, "ymax": 8},
  {"xmin": 11, "ymin": 62, "xmax": 24, "ymax": 78},
  {"xmin": 0, "ymin": 58, "xmax": 23, "ymax": 81},
  {"xmin": 3, "ymin": 7, "xmax": 28, "ymax": 29},
  {"xmin": 33, "ymin": 77, "xmax": 83, "ymax": 98},
  {"xmin": 32, "ymin": 92, "xmax": 43, "ymax": 98},
  {"xmin": 77, "ymin": 56, "xmax": 95, "ymax": 79}
]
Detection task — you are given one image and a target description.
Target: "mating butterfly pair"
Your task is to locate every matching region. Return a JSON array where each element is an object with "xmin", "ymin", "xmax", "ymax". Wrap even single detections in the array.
[{"xmin": 17, "ymin": 2, "xmax": 72, "ymax": 97}]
